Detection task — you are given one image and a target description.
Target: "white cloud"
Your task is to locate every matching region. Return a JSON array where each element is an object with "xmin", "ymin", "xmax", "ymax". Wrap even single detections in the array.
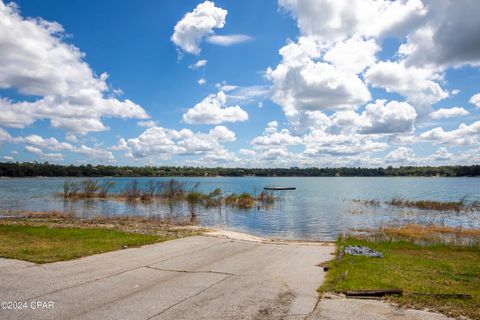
[
  {"xmin": 0, "ymin": 2, "xmax": 149, "ymax": 133},
  {"xmin": 24, "ymin": 145, "xmax": 64, "ymax": 162},
  {"xmin": 278, "ymin": 0, "xmax": 426, "ymax": 42},
  {"xmin": 323, "ymin": 36, "xmax": 379, "ymax": 73},
  {"xmin": 385, "ymin": 147, "xmax": 416, "ymax": 163},
  {"xmin": 197, "ymin": 78, "xmax": 206, "ymax": 85},
  {"xmin": 171, "ymin": 1, "xmax": 227, "ymax": 55},
  {"xmin": 111, "ymin": 138, "xmax": 128, "ymax": 151},
  {"xmin": 399, "ymin": 1, "xmax": 480, "ymax": 68},
  {"xmin": 265, "ymin": 121, "xmax": 278, "ymax": 134},
  {"xmin": 420, "ymin": 121, "xmax": 480, "ymax": 145},
  {"xmin": 430, "ymin": 107, "xmax": 469, "ymax": 119},
  {"xmin": 303, "ymin": 129, "xmax": 387, "ymax": 156},
  {"xmin": 239, "ymin": 148, "xmax": 257, "ymax": 156},
  {"xmin": 124, "ymin": 125, "xmax": 236, "ymax": 159},
  {"xmin": 206, "ymin": 34, "xmax": 252, "ymax": 46},
  {"xmin": 226, "ymin": 85, "xmax": 269, "ymax": 104},
  {"xmin": 358, "ymin": 100, "xmax": 417, "ymax": 134},
  {"xmin": 261, "ymin": 147, "xmax": 290, "ymax": 160},
  {"xmin": 75, "ymin": 145, "xmax": 114, "ymax": 162},
  {"xmin": 183, "ymin": 91, "xmax": 248, "ymax": 125},
  {"xmin": 365, "ymin": 61, "xmax": 448, "ymax": 113},
  {"xmin": 25, "ymin": 146, "xmax": 42, "ymax": 154},
  {"xmin": 137, "ymin": 120, "xmax": 157, "ymax": 128},
  {"xmin": 469, "ymin": 93, "xmax": 480, "ymax": 109},
  {"xmin": 430, "ymin": 147, "xmax": 452, "ymax": 161},
  {"xmin": 267, "ymin": 37, "xmax": 371, "ymax": 118},
  {"xmin": 14, "ymin": 134, "xmax": 73, "ymax": 151},
  {"xmin": 0, "ymin": 127, "xmax": 11, "ymax": 142},
  {"xmin": 215, "ymin": 82, "xmax": 237, "ymax": 92},
  {"xmin": 251, "ymin": 122, "xmax": 302, "ymax": 147},
  {"xmin": 188, "ymin": 59, "xmax": 208, "ymax": 69},
  {"xmin": 2, "ymin": 155, "xmax": 13, "ymax": 161},
  {"xmin": 302, "ymin": 100, "xmax": 416, "ymax": 135},
  {"xmin": 65, "ymin": 134, "xmax": 78, "ymax": 143}
]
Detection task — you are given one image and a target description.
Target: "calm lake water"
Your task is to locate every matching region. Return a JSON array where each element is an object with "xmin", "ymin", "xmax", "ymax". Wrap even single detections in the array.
[{"xmin": 1, "ymin": 177, "xmax": 479, "ymax": 240}]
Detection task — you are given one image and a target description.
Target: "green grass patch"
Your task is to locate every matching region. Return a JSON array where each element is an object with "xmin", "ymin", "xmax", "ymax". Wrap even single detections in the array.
[
  {"xmin": 321, "ymin": 237, "xmax": 480, "ymax": 319},
  {"xmin": 0, "ymin": 225, "xmax": 170, "ymax": 264}
]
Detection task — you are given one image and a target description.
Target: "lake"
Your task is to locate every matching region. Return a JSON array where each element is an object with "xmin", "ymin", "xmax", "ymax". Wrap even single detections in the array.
[{"xmin": 0, "ymin": 177, "xmax": 479, "ymax": 240}]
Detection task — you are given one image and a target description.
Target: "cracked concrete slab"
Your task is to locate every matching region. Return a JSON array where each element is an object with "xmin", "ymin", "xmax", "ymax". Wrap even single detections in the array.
[
  {"xmin": 0, "ymin": 235, "xmax": 334, "ymax": 320},
  {"xmin": 309, "ymin": 298, "xmax": 454, "ymax": 320}
]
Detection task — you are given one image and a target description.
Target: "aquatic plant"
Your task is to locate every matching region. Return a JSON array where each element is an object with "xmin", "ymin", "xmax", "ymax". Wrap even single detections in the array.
[
  {"xmin": 158, "ymin": 179, "xmax": 187, "ymax": 199},
  {"xmin": 58, "ymin": 179, "xmax": 277, "ymax": 209},
  {"xmin": 98, "ymin": 181, "xmax": 116, "ymax": 198},
  {"xmin": 386, "ymin": 196, "xmax": 469, "ymax": 212},
  {"xmin": 123, "ymin": 180, "xmax": 141, "ymax": 200},
  {"xmin": 81, "ymin": 180, "xmax": 100, "ymax": 198}
]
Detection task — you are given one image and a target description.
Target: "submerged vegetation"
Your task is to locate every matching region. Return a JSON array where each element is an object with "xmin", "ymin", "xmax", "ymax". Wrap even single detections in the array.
[
  {"xmin": 386, "ymin": 196, "xmax": 480, "ymax": 212},
  {"xmin": 1, "ymin": 162, "xmax": 480, "ymax": 177},
  {"xmin": 350, "ymin": 196, "xmax": 480, "ymax": 213},
  {"xmin": 59, "ymin": 179, "xmax": 277, "ymax": 209}
]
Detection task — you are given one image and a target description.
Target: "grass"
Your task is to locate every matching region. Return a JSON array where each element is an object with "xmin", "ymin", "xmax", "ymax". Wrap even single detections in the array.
[
  {"xmin": 0, "ymin": 224, "xmax": 168, "ymax": 264},
  {"xmin": 321, "ymin": 234, "xmax": 480, "ymax": 319}
]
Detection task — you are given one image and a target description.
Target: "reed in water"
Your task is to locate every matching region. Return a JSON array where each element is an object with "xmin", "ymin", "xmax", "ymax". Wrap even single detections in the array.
[{"xmin": 59, "ymin": 179, "xmax": 276, "ymax": 209}]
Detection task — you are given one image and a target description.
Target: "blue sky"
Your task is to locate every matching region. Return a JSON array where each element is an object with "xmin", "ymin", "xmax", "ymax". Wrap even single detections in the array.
[{"xmin": 0, "ymin": 0, "xmax": 479, "ymax": 167}]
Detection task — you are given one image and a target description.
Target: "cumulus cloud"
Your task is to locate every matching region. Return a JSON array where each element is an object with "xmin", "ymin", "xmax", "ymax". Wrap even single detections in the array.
[
  {"xmin": 24, "ymin": 145, "xmax": 64, "ymax": 162},
  {"xmin": 171, "ymin": 1, "xmax": 227, "ymax": 55},
  {"xmin": 323, "ymin": 36, "xmax": 379, "ymax": 73},
  {"xmin": 183, "ymin": 91, "xmax": 248, "ymax": 125},
  {"xmin": 251, "ymin": 122, "xmax": 302, "ymax": 146},
  {"xmin": 302, "ymin": 100, "xmax": 416, "ymax": 135},
  {"xmin": 197, "ymin": 78, "xmax": 206, "ymax": 85},
  {"xmin": 430, "ymin": 147, "xmax": 452, "ymax": 161},
  {"xmin": 75, "ymin": 145, "xmax": 115, "ymax": 162},
  {"xmin": 11, "ymin": 133, "xmax": 116, "ymax": 162},
  {"xmin": 399, "ymin": 0, "xmax": 480, "ymax": 68},
  {"xmin": 365, "ymin": 61, "xmax": 448, "ymax": 113},
  {"xmin": 385, "ymin": 147, "xmax": 416, "ymax": 163},
  {"xmin": 0, "ymin": 2, "xmax": 149, "ymax": 133},
  {"xmin": 278, "ymin": 0, "xmax": 426, "ymax": 42},
  {"xmin": 14, "ymin": 134, "xmax": 73, "ymax": 151},
  {"xmin": 123, "ymin": 125, "xmax": 236, "ymax": 159},
  {"xmin": 0, "ymin": 127, "xmax": 11, "ymax": 142},
  {"xmin": 470, "ymin": 93, "xmax": 480, "ymax": 109},
  {"xmin": 420, "ymin": 121, "xmax": 480, "ymax": 145},
  {"xmin": 206, "ymin": 34, "xmax": 252, "ymax": 46},
  {"xmin": 188, "ymin": 59, "xmax": 208, "ymax": 69},
  {"xmin": 430, "ymin": 107, "xmax": 469, "ymax": 119},
  {"xmin": 267, "ymin": 37, "xmax": 371, "ymax": 118},
  {"xmin": 303, "ymin": 129, "xmax": 387, "ymax": 156},
  {"xmin": 358, "ymin": 100, "xmax": 417, "ymax": 134}
]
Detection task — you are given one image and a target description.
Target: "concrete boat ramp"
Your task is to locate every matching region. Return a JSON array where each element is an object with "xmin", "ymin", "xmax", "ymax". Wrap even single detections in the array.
[{"xmin": 0, "ymin": 231, "xmax": 452, "ymax": 319}]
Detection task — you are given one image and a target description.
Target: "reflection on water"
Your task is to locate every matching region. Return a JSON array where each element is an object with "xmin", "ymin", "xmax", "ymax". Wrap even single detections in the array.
[{"xmin": 0, "ymin": 177, "xmax": 479, "ymax": 240}]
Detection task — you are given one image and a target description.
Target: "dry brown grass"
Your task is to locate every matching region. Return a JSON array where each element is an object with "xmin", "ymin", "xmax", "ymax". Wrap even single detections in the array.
[
  {"xmin": 382, "ymin": 223, "xmax": 480, "ymax": 239},
  {"xmin": 352, "ymin": 223, "xmax": 480, "ymax": 246}
]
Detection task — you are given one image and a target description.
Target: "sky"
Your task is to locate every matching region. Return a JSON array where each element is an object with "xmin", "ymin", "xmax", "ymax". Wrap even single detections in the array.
[{"xmin": 0, "ymin": 0, "xmax": 479, "ymax": 167}]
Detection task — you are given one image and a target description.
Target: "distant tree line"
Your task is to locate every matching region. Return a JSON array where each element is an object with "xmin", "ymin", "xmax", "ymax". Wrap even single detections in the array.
[{"xmin": 0, "ymin": 162, "xmax": 479, "ymax": 177}]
